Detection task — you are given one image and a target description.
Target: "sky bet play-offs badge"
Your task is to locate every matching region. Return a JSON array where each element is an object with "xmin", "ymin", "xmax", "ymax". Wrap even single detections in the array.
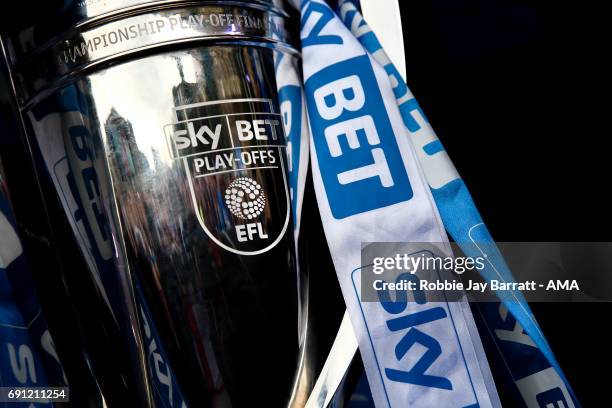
[{"xmin": 165, "ymin": 98, "xmax": 290, "ymax": 255}]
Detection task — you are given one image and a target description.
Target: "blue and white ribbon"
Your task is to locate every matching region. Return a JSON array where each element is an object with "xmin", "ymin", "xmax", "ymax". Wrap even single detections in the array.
[
  {"xmin": 275, "ymin": 46, "xmax": 310, "ymax": 238},
  {"xmin": 299, "ymin": 1, "xmax": 499, "ymax": 406},
  {"xmin": 0, "ymin": 188, "xmax": 63, "ymax": 407},
  {"xmin": 337, "ymin": 2, "xmax": 578, "ymax": 406}
]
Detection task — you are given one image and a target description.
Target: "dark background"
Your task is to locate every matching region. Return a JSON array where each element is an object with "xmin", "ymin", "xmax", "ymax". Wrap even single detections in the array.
[
  {"xmin": 396, "ymin": 0, "xmax": 610, "ymax": 405},
  {"xmin": 1, "ymin": 0, "xmax": 608, "ymax": 405}
]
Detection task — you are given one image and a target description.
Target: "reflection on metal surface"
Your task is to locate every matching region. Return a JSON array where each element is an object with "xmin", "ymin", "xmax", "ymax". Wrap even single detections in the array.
[
  {"xmin": 7, "ymin": 3, "xmax": 295, "ymax": 105},
  {"xmin": 305, "ymin": 312, "xmax": 358, "ymax": 408},
  {"xmin": 7, "ymin": 1, "xmax": 308, "ymax": 406}
]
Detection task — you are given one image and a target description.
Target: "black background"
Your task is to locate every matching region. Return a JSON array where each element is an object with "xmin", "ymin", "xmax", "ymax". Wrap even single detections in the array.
[{"xmin": 396, "ymin": 0, "xmax": 610, "ymax": 405}]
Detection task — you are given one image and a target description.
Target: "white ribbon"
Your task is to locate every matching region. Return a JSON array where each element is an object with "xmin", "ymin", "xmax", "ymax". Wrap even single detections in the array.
[{"xmin": 299, "ymin": 0, "xmax": 499, "ymax": 406}]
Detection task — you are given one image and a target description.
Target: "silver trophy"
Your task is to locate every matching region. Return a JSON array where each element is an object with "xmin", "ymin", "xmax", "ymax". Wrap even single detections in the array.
[{"xmin": 2, "ymin": 1, "xmax": 305, "ymax": 406}]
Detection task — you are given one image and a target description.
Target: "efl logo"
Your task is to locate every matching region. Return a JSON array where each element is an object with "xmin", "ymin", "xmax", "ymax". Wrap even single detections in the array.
[
  {"xmin": 163, "ymin": 99, "xmax": 290, "ymax": 256},
  {"xmin": 305, "ymin": 54, "xmax": 412, "ymax": 219}
]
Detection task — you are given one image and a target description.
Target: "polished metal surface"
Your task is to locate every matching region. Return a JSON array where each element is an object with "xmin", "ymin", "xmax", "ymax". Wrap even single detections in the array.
[
  {"xmin": 4, "ymin": 0, "xmax": 285, "ymax": 58},
  {"xmin": 7, "ymin": 3, "xmax": 295, "ymax": 105},
  {"xmin": 6, "ymin": 1, "xmax": 308, "ymax": 406},
  {"xmin": 26, "ymin": 42, "xmax": 301, "ymax": 408}
]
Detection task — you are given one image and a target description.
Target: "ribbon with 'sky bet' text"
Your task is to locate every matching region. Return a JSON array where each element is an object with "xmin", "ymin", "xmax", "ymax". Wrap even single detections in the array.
[
  {"xmin": 298, "ymin": 0, "xmax": 500, "ymax": 406},
  {"xmin": 336, "ymin": 1, "xmax": 578, "ymax": 407}
]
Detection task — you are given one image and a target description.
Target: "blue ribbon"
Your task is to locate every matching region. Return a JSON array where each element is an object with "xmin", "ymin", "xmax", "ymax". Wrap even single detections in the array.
[{"xmin": 338, "ymin": 2, "xmax": 578, "ymax": 406}]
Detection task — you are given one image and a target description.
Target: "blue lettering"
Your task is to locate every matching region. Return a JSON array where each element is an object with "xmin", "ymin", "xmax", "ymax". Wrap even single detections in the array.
[
  {"xmin": 376, "ymin": 272, "xmax": 451, "ymax": 390},
  {"xmin": 399, "ymin": 98, "xmax": 427, "ymax": 133},
  {"xmin": 536, "ymin": 387, "xmax": 568, "ymax": 408},
  {"xmin": 69, "ymin": 125, "xmax": 91, "ymax": 160},
  {"xmin": 301, "ymin": 2, "xmax": 343, "ymax": 47},
  {"xmin": 385, "ymin": 328, "xmax": 452, "ymax": 390},
  {"xmin": 305, "ymin": 55, "xmax": 413, "ymax": 219},
  {"xmin": 278, "ymin": 85, "xmax": 302, "ymax": 218}
]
